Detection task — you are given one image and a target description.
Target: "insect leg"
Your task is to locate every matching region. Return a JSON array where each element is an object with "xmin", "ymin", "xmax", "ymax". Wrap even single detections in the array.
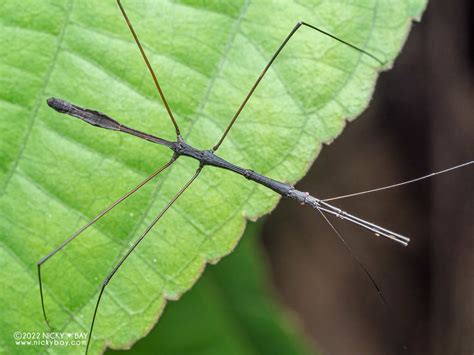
[
  {"xmin": 212, "ymin": 21, "xmax": 384, "ymax": 152},
  {"xmin": 315, "ymin": 206, "xmax": 407, "ymax": 351},
  {"xmin": 84, "ymin": 165, "xmax": 203, "ymax": 354},
  {"xmin": 117, "ymin": 0, "xmax": 181, "ymax": 137},
  {"xmin": 315, "ymin": 206, "xmax": 390, "ymax": 309},
  {"xmin": 37, "ymin": 156, "xmax": 177, "ymax": 328},
  {"xmin": 323, "ymin": 161, "xmax": 473, "ymax": 202}
]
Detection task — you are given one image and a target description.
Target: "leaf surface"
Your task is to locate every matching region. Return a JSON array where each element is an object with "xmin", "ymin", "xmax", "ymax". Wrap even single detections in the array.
[
  {"xmin": 0, "ymin": 0, "xmax": 427, "ymax": 353},
  {"xmin": 107, "ymin": 223, "xmax": 314, "ymax": 355}
]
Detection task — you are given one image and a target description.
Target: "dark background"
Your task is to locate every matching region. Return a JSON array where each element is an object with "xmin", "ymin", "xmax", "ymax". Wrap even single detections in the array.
[{"xmin": 262, "ymin": 1, "xmax": 473, "ymax": 354}]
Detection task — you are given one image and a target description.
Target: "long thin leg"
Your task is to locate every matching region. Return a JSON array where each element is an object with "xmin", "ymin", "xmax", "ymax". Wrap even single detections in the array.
[
  {"xmin": 117, "ymin": 0, "xmax": 181, "ymax": 137},
  {"xmin": 37, "ymin": 156, "xmax": 177, "ymax": 328},
  {"xmin": 323, "ymin": 160, "xmax": 473, "ymax": 202},
  {"xmin": 212, "ymin": 21, "xmax": 384, "ymax": 152},
  {"xmin": 315, "ymin": 207, "xmax": 390, "ymax": 310},
  {"xmin": 85, "ymin": 165, "xmax": 203, "ymax": 354},
  {"xmin": 315, "ymin": 206, "xmax": 407, "ymax": 351}
]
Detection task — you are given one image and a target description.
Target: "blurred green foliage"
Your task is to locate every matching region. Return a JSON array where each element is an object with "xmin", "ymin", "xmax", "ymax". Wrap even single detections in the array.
[{"xmin": 108, "ymin": 223, "xmax": 314, "ymax": 355}]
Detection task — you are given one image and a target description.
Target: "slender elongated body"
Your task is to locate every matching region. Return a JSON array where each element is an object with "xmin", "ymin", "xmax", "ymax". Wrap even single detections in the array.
[{"xmin": 47, "ymin": 97, "xmax": 410, "ymax": 246}]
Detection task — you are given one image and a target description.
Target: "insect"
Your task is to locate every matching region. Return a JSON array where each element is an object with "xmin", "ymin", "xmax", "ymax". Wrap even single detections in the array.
[{"xmin": 36, "ymin": 1, "xmax": 472, "ymax": 353}]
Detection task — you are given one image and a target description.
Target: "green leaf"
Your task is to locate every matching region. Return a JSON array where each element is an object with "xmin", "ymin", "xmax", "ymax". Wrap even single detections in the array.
[
  {"xmin": 107, "ymin": 222, "xmax": 314, "ymax": 355},
  {"xmin": 0, "ymin": 0, "xmax": 427, "ymax": 354}
]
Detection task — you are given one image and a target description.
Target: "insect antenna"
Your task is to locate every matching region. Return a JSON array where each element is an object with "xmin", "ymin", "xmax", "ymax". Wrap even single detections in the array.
[
  {"xmin": 323, "ymin": 161, "xmax": 473, "ymax": 202},
  {"xmin": 212, "ymin": 21, "xmax": 385, "ymax": 152},
  {"xmin": 315, "ymin": 207, "xmax": 408, "ymax": 352},
  {"xmin": 37, "ymin": 156, "xmax": 177, "ymax": 328},
  {"xmin": 117, "ymin": 0, "xmax": 181, "ymax": 137},
  {"xmin": 85, "ymin": 165, "xmax": 203, "ymax": 354}
]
